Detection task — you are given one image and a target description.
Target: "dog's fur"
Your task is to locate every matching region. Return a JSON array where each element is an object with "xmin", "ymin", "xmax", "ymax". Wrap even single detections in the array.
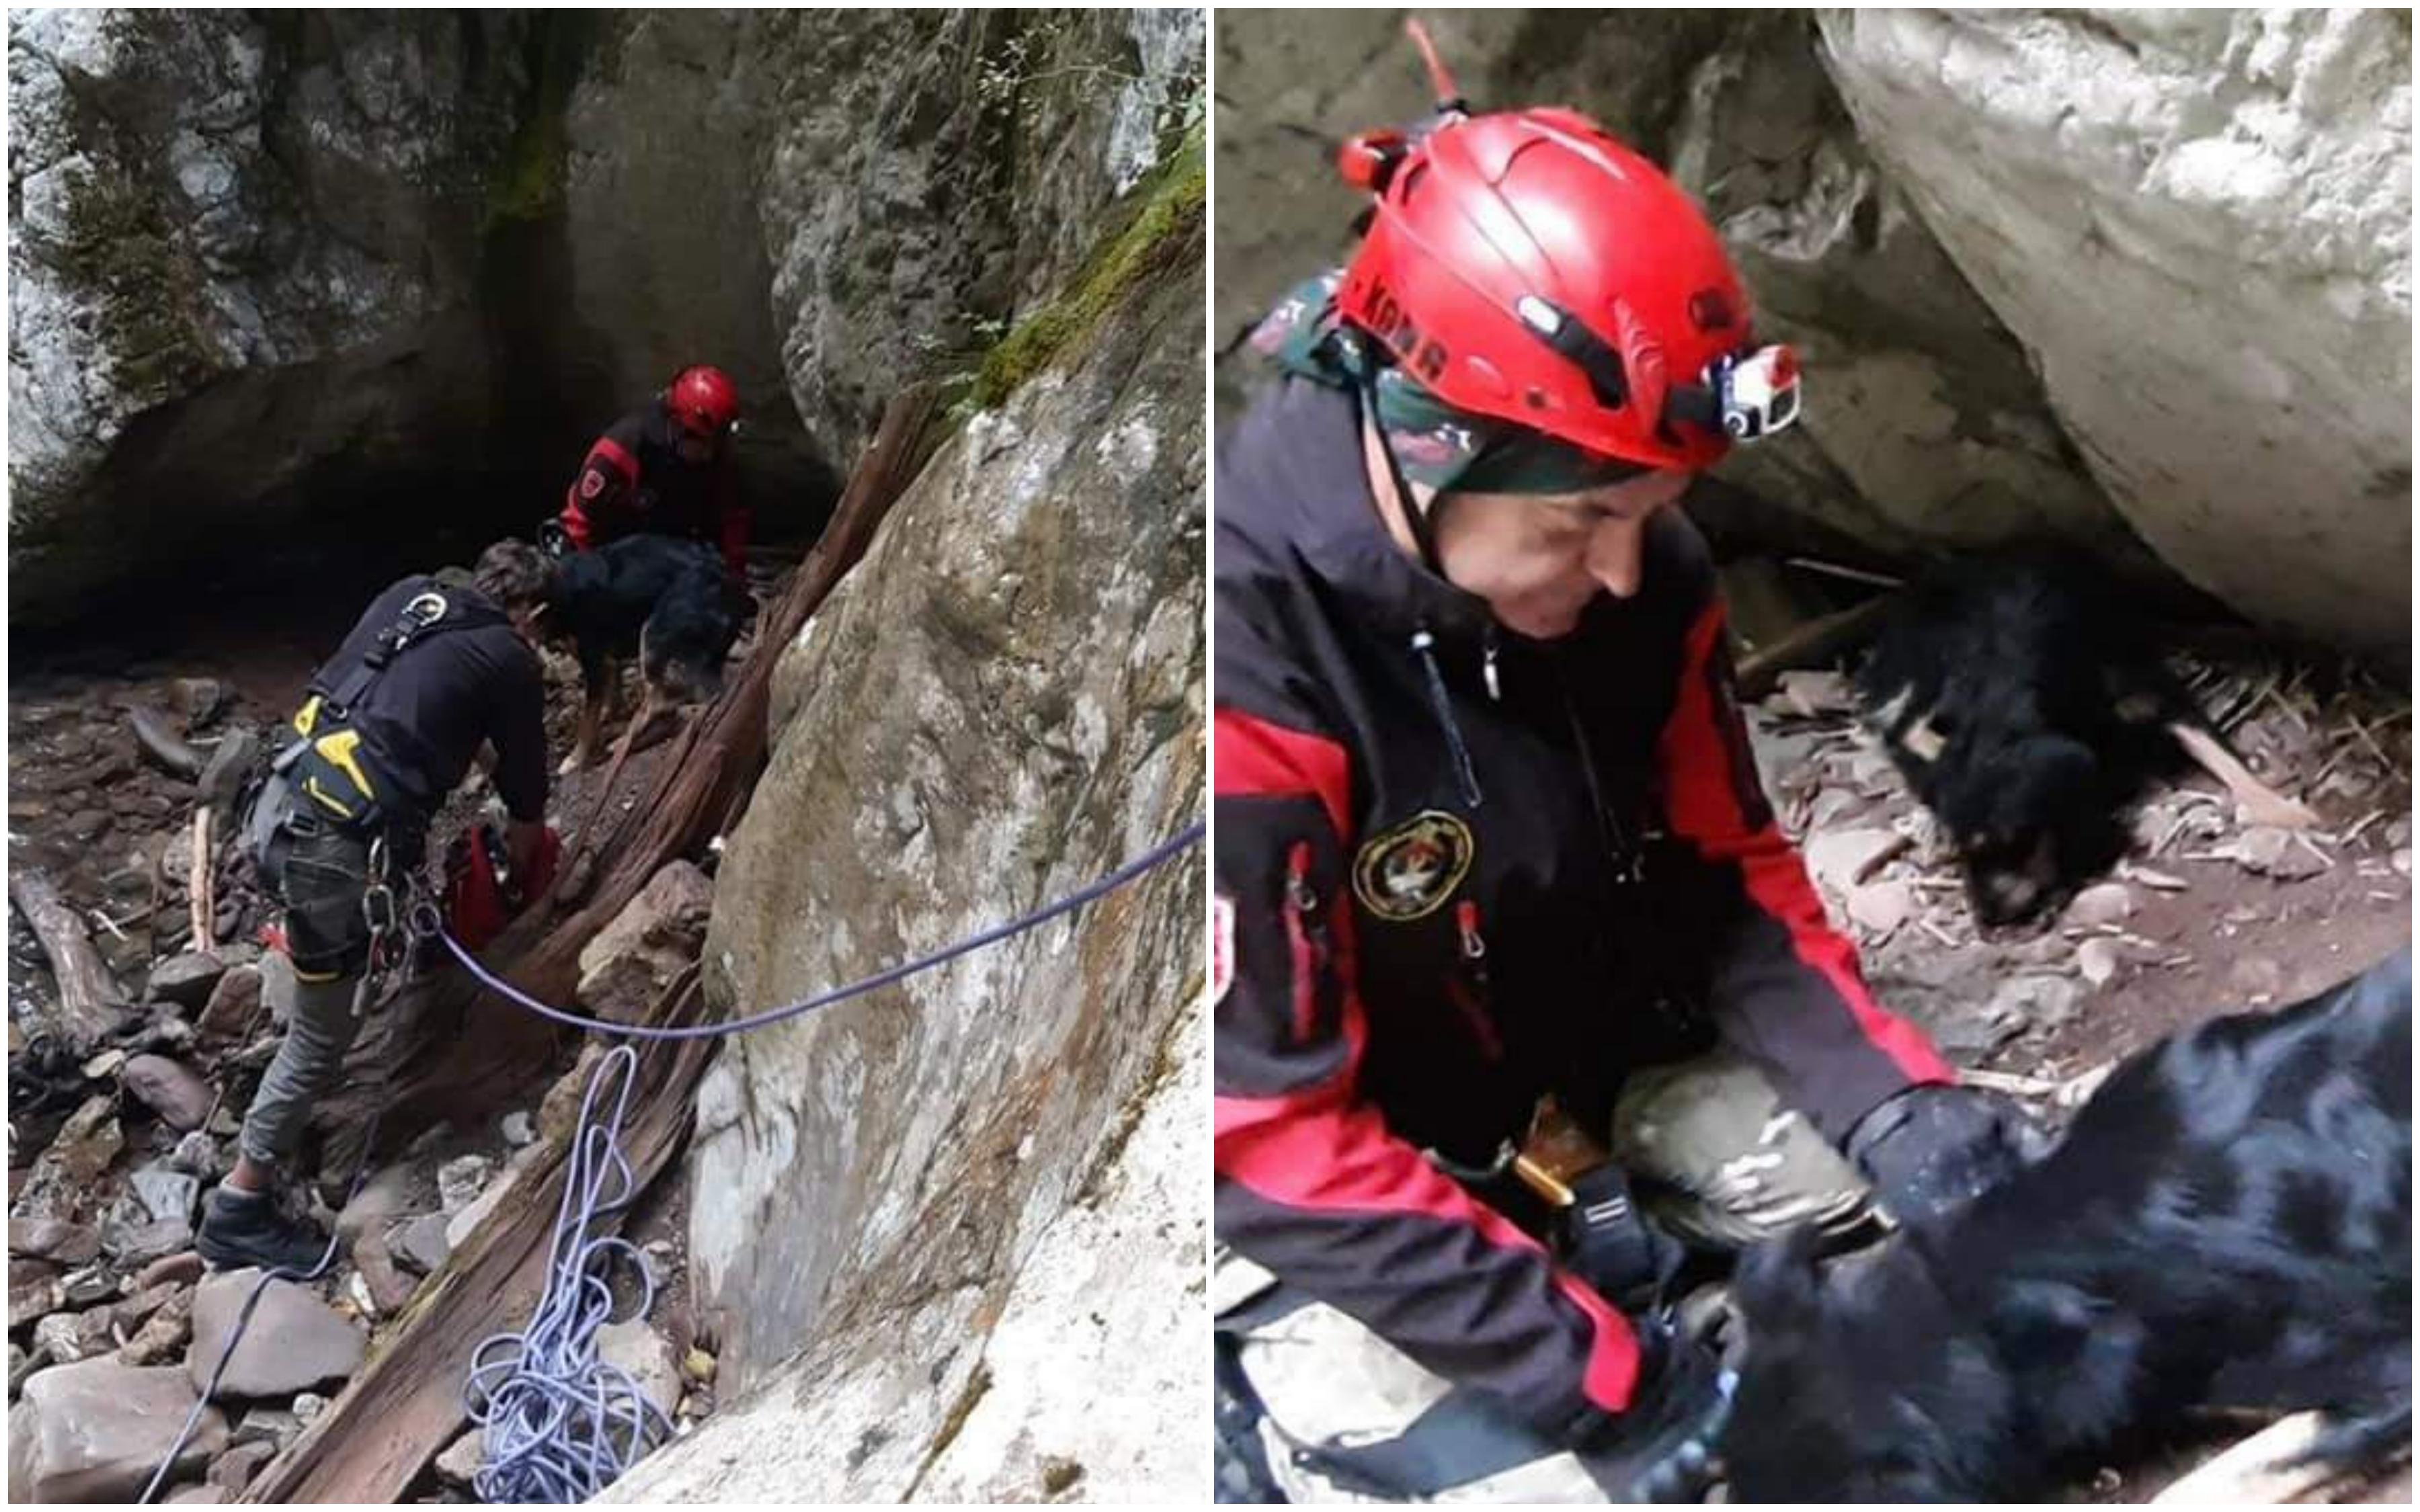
[
  {"xmin": 1856, "ymin": 554, "xmax": 2220, "ymax": 927},
  {"xmin": 1722, "ymin": 948, "xmax": 2412, "ymax": 1502},
  {"xmin": 544, "ymin": 536, "xmax": 741, "ymax": 771}
]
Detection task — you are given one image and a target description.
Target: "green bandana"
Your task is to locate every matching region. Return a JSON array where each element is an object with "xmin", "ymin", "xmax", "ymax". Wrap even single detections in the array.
[{"xmin": 1248, "ymin": 270, "xmax": 1652, "ymax": 496}]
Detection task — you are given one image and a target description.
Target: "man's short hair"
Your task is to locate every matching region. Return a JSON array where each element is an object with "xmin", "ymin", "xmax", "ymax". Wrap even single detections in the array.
[{"xmin": 472, "ymin": 540, "xmax": 555, "ymax": 614}]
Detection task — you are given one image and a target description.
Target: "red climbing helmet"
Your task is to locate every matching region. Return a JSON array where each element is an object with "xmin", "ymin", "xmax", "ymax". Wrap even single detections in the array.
[
  {"xmin": 1333, "ymin": 26, "xmax": 1800, "ymax": 471},
  {"xmin": 665, "ymin": 365, "xmax": 740, "ymax": 439}
]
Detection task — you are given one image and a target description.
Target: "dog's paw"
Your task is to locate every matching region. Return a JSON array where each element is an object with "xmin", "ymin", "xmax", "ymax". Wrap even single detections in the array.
[{"xmin": 557, "ymin": 751, "xmax": 590, "ymax": 778}]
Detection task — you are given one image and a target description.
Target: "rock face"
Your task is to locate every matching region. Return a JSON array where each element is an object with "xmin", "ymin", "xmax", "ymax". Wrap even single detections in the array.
[
  {"xmin": 10, "ymin": 10, "xmax": 1202, "ymax": 626},
  {"xmin": 8, "ymin": 9, "xmax": 528, "ymax": 625},
  {"xmin": 9, "ymin": 1356, "xmax": 228, "ymax": 1501},
  {"xmin": 1213, "ymin": 9, "xmax": 2411, "ymax": 647},
  {"xmin": 575, "ymin": 861, "xmax": 715, "ymax": 1023},
  {"xmin": 608, "ymin": 168, "xmax": 1201, "ymax": 1498},
  {"xmin": 1817, "ymin": 8, "xmax": 2410, "ymax": 647},
  {"xmin": 609, "ymin": 1003, "xmax": 1205, "ymax": 1505}
]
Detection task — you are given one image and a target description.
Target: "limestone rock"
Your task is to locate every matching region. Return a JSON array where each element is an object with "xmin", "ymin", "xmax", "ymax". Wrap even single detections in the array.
[
  {"xmin": 437, "ymin": 1154, "xmax": 493, "ymax": 1216},
  {"xmin": 2066, "ymin": 882, "xmax": 2135, "ymax": 928},
  {"xmin": 194, "ymin": 966, "xmax": 261, "ymax": 1046},
  {"xmin": 434, "ymin": 1428, "xmax": 485, "ymax": 1487},
  {"xmin": 187, "ymin": 1269, "xmax": 364, "ymax": 1399},
  {"xmin": 135, "ymin": 1251, "xmax": 207, "ymax": 1292},
  {"xmin": 575, "ymin": 862, "xmax": 715, "ymax": 1025},
  {"xmin": 207, "ymin": 1439, "xmax": 276, "ymax": 1495},
  {"xmin": 9, "ymin": 1356, "xmax": 227, "ymax": 1502},
  {"xmin": 596, "ymin": 1319, "xmax": 682, "ymax": 1419},
  {"xmin": 2230, "ymin": 826, "xmax": 2331, "ymax": 880},
  {"xmin": 131, "ymin": 1165, "xmax": 202, "ymax": 1226},
  {"xmin": 390, "ymin": 1213, "xmax": 452, "ymax": 1277},
  {"xmin": 145, "ymin": 954, "xmax": 225, "ymax": 1011},
  {"xmin": 9, "ymin": 1217, "xmax": 102, "ymax": 1266},
  {"xmin": 122, "ymin": 1056, "xmax": 216, "ymax": 1132},
  {"xmin": 1818, "ymin": 9, "xmax": 2410, "ymax": 648}
]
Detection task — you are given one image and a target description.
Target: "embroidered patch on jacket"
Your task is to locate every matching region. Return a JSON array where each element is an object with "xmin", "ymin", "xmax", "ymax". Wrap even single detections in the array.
[
  {"xmin": 1211, "ymin": 894, "xmax": 1236, "ymax": 1003},
  {"xmin": 580, "ymin": 467, "xmax": 606, "ymax": 499},
  {"xmin": 1352, "ymin": 810, "xmax": 1475, "ymax": 922}
]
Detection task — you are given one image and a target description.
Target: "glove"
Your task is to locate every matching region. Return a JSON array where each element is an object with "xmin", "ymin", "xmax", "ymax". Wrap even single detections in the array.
[
  {"xmin": 1845, "ymin": 1083, "xmax": 2050, "ymax": 1227},
  {"xmin": 1557, "ymin": 1163, "xmax": 1687, "ymax": 1315},
  {"xmin": 1573, "ymin": 1311, "xmax": 1737, "ymax": 1503}
]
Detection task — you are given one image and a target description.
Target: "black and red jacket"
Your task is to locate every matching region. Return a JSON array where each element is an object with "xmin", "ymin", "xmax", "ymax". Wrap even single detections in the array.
[
  {"xmin": 1213, "ymin": 377, "xmax": 1952, "ymax": 1443},
  {"xmin": 557, "ymin": 398, "xmax": 748, "ymax": 575}
]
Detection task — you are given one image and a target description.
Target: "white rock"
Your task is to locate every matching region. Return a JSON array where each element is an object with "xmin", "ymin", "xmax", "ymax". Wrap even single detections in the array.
[
  {"xmin": 437, "ymin": 1154, "xmax": 494, "ymax": 1217},
  {"xmin": 2066, "ymin": 882, "xmax": 2134, "ymax": 927},
  {"xmin": 2076, "ymin": 937, "xmax": 2124, "ymax": 989}
]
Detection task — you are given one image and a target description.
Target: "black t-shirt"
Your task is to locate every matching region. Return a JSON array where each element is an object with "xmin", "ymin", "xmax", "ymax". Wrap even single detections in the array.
[{"xmin": 309, "ymin": 576, "xmax": 549, "ymax": 827}]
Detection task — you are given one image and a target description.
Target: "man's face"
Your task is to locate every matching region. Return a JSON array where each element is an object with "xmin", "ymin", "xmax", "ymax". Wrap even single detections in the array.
[{"xmin": 1430, "ymin": 470, "xmax": 1692, "ymax": 638}]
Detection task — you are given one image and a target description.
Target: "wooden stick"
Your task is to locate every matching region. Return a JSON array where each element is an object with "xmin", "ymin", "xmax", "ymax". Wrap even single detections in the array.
[
  {"xmin": 1735, "ymin": 596, "xmax": 1898, "ymax": 701},
  {"xmin": 2167, "ymin": 721, "xmax": 2321, "ymax": 830},
  {"xmin": 9, "ymin": 869, "xmax": 130, "ymax": 1054},
  {"xmin": 2147, "ymin": 1411, "xmax": 2343, "ymax": 1504},
  {"xmin": 188, "ymin": 809, "xmax": 214, "ymax": 950},
  {"xmin": 128, "ymin": 706, "xmax": 204, "ymax": 780}
]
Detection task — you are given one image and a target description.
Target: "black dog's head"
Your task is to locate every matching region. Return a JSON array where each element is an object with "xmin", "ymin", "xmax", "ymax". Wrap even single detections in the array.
[
  {"xmin": 639, "ymin": 568, "xmax": 741, "ymax": 706},
  {"xmin": 1722, "ymin": 1229, "xmax": 2017, "ymax": 1503},
  {"xmin": 1935, "ymin": 732, "xmax": 2126, "ymax": 928}
]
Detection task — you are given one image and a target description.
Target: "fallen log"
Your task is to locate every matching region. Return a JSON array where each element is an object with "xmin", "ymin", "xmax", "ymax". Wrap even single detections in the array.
[
  {"xmin": 9, "ymin": 868, "xmax": 131, "ymax": 1054},
  {"xmin": 128, "ymin": 706, "xmax": 204, "ymax": 780},
  {"xmin": 244, "ymin": 972, "xmax": 718, "ymax": 1504}
]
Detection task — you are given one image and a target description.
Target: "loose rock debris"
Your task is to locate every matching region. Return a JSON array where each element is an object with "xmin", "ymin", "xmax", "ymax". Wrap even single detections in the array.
[
  {"xmin": 7, "ymin": 581, "xmax": 778, "ymax": 1503},
  {"xmin": 1740, "ymin": 618, "xmax": 2409, "ymax": 1501}
]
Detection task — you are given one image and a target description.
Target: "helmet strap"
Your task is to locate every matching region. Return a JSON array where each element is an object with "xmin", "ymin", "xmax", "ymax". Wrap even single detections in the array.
[{"xmin": 1346, "ymin": 337, "xmax": 1448, "ymax": 577}]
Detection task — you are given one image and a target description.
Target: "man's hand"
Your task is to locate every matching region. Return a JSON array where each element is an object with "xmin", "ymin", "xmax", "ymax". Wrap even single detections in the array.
[
  {"xmin": 1845, "ymin": 1083, "xmax": 2050, "ymax": 1228},
  {"xmin": 1574, "ymin": 1312, "xmax": 1736, "ymax": 1503},
  {"xmin": 503, "ymin": 819, "xmax": 559, "ymax": 908}
]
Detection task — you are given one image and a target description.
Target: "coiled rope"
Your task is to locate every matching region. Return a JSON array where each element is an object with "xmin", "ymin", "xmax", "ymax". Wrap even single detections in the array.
[
  {"xmin": 149, "ymin": 821, "xmax": 1202, "ymax": 1503},
  {"xmin": 460, "ymin": 1044, "xmax": 665, "ymax": 1503}
]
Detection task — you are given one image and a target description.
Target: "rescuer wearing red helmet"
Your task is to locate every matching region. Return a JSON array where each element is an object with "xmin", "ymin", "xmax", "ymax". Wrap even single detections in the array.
[
  {"xmin": 555, "ymin": 364, "xmax": 750, "ymax": 579},
  {"xmin": 1211, "ymin": 32, "xmax": 2039, "ymax": 1503}
]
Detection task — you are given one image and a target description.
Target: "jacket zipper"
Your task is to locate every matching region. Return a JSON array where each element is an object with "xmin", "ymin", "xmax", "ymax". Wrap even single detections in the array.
[
  {"xmin": 1283, "ymin": 841, "xmax": 1327, "ymax": 1042},
  {"xmin": 1445, "ymin": 898, "xmax": 1505, "ymax": 1062},
  {"xmin": 1561, "ymin": 679, "xmax": 1643, "ymax": 885}
]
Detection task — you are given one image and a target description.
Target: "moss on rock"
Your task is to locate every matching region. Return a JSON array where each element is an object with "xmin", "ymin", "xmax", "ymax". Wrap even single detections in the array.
[{"xmin": 969, "ymin": 121, "xmax": 1203, "ymax": 411}]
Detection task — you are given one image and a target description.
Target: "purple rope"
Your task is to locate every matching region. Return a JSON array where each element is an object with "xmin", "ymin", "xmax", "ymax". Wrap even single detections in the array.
[{"xmin": 417, "ymin": 821, "xmax": 1204, "ymax": 1040}]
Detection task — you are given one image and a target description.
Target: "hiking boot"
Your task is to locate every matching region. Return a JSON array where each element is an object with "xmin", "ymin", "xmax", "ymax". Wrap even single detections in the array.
[{"xmin": 195, "ymin": 1186, "xmax": 335, "ymax": 1275}]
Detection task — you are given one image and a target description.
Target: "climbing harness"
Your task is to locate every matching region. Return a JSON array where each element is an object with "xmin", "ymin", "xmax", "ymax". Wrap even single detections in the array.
[
  {"xmin": 462, "ymin": 1045, "xmax": 666, "ymax": 1503},
  {"xmin": 144, "ymin": 818, "xmax": 1204, "ymax": 1503}
]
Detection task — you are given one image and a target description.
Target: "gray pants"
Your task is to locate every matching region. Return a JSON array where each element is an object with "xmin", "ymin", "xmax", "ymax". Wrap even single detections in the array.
[
  {"xmin": 1219, "ymin": 1048, "xmax": 1878, "ymax": 1503},
  {"xmin": 238, "ymin": 966, "xmax": 367, "ymax": 1169},
  {"xmin": 237, "ymin": 772, "xmax": 378, "ymax": 1171}
]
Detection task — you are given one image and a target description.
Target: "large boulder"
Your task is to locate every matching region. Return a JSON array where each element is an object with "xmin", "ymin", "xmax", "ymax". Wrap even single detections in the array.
[
  {"xmin": 9, "ymin": 1356, "xmax": 227, "ymax": 1501},
  {"xmin": 7, "ymin": 9, "xmax": 527, "ymax": 625},
  {"xmin": 1212, "ymin": 9, "xmax": 2411, "ymax": 646},
  {"xmin": 1816, "ymin": 8, "xmax": 2410, "ymax": 648},
  {"xmin": 186, "ymin": 1269, "xmax": 364, "ymax": 1399},
  {"xmin": 608, "ymin": 1003, "xmax": 1205, "ymax": 1504},
  {"xmin": 670, "ymin": 157, "xmax": 1203, "ymax": 1427}
]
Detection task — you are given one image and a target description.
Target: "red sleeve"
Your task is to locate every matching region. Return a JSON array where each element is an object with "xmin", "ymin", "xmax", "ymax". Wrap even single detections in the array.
[
  {"xmin": 1655, "ymin": 597, "xmax": 1953, "ymax": 1140},
  {"xmin": 1213, "ymin": 704, "xmax": 1644, "ymax": 1442},
  {"xmin": 559, "ymin": 435, "xmax": 640, "ymax": 552}
]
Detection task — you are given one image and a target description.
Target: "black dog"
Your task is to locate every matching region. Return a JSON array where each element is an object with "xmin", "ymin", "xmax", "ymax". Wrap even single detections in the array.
[
  {"xmin": 1721, "ymin": 948, "xmax": 2411, "ymax": 1502},
  {"xmin": 544, "ymin": 536, "xmax": 742, "ymax": 772},
  {"xmin": 1855, "ymin": 553, "xmax": 2314, "ymax": 927}
]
